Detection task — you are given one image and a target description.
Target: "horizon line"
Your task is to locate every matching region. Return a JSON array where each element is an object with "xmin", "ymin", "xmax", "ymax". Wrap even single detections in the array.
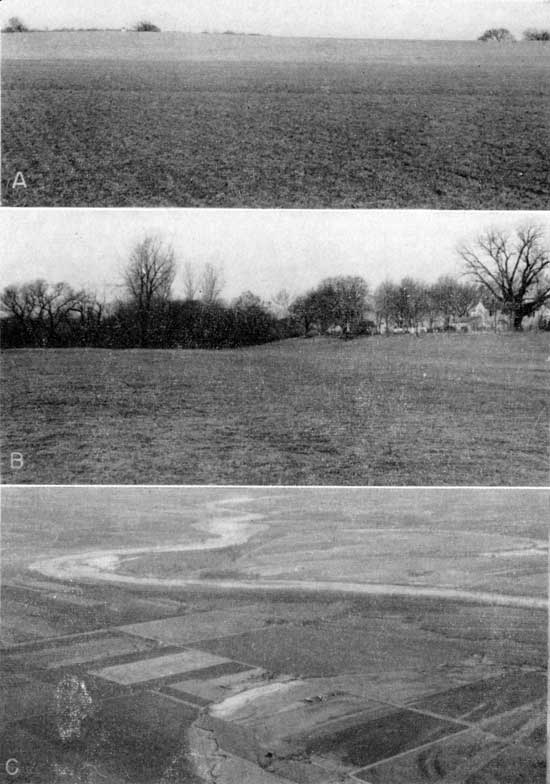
[{"xmin": 2, "ymin": 28, "xmax": 543, "ymax": 42}]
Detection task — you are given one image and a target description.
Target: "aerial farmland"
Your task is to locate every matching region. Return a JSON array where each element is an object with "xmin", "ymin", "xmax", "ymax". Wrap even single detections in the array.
[
  {"xmin": 2, "ymin": 32, "xmax": 550, "ymax": 207},
  {"xmin": 1, "ymin": 486, "xmax": 547, "ymax": 783}
]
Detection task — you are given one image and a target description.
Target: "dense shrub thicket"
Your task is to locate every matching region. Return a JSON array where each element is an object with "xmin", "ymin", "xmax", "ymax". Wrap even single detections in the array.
[{"xmin": 0, "ymin": 297, "xmax": 298, "ymax": 349}]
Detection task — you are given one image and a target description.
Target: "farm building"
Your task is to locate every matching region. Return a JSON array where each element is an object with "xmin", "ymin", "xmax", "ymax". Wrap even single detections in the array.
[{"xmin": 452, "ymin": 301, "xmax": 493, "ymax": 332}]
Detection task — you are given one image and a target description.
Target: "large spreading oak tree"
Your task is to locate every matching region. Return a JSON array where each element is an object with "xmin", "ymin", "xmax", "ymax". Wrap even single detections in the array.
[{"xmin": 459, "ymin": 226, "xmax": 550, "ymax": 330}]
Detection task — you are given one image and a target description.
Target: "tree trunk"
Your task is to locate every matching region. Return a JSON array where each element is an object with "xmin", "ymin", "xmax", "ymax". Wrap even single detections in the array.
[{"xmin": 512, "ymin": 310, "xmax": 524, "ymax": 331}]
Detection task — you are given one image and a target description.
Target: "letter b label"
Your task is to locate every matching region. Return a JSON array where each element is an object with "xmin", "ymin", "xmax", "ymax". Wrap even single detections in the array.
[{"xmin": 10, "ymin": 453, "xmax": 24, "ymax": 469}]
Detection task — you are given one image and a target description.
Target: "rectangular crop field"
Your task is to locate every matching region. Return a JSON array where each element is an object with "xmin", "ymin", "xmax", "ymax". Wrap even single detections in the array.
[
  {"xmin": 92, "ymin": 649, "xmax": 232, "ymax": 685},
  {"xmin": 410, "ymin": 671, "xmax": 547, "ymax": 722},
  {"xmin": 3, "ymin": 632, "xmax": 158, "ymax": 671},
  {"xmin": 119, "ymin": 608, "xmax": 274, "ymax": 646},
  {"xmin": 1, "ymin": 333, "xmax": 548, "ymax": 484},
  {"xmin": 356, "ymin": 729, "xmax": 508, "ymax": 783},
  {"xmin": 2, "ymin": 34, "xmax": 550, "ymax": 207},
  {"xmin": 307, "ymin": 708, "xmax": 466, "ymax": 767}
]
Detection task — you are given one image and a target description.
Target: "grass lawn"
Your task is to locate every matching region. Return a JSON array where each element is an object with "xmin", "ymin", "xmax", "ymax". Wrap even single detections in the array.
[
  {"xmin": 2, "ymin": 34, "xmax": 550, "ymax": 207},
  {"xmin": 1, "ymin": 333, "xmax": 548, "ymax": 484}
]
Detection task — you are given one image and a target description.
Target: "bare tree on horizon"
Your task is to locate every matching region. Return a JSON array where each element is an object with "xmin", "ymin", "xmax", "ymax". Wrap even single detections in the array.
[
  {"xmin": 123, "ymin": 236, "xmax": 176, "ymax": 346},
  {"xmin": 198, "ymin": 262, "xmax": 224, "ymax": 305},
  {"xmin": 182, "ymin": 261, "xmax": 198, "ymax": 301}
]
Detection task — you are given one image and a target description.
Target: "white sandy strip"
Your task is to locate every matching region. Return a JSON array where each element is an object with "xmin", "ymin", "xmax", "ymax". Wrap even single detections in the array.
[
  {"xmin": 30, "ymin": 514, "xmax": 266, "ymax": 580},
  {"xmin": 29, "ymin": 518, "xmax": 547, "ymax": 611}
]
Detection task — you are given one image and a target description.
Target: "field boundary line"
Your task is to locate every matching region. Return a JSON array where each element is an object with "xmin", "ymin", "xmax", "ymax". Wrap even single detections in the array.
[
  {"xmin": 349, "ymin": 724, "xmax": 478, "ymax": 778},
  {"xmin": 149, "ymin": 688, "xmax": 203, "ymax": 710},
  {"xmin": 359, "ymin": 696, "xmax": 476, "ymax": 729},
  {"xmin": 0, "ymin": 627, "xmax": 115, "ymax": 652},
  {"xmin": 117, "ymin": 623, "xmax": 275, "ymax": 655}
]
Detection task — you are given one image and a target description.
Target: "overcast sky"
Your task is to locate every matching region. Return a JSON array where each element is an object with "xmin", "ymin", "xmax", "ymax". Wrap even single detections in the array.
[
  {"xmin": 1, "ymin": 0, "xmax": 549, "ymax": 39},
  {"xmin": 1, "ymin": 210, "xmax": 547, "ymax": 303}
]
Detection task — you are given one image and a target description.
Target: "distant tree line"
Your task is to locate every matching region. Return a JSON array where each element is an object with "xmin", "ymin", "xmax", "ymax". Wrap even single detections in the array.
[
  {"xmin": 290, "ymin": 226, "xmax": 550, "ymax": 336},
  {"xmin": 0, "ymin": 283, "xmax": 294, "ymax": 350},
  {"xmin": 2, "ymin": 226, "xmax": 549, "ymax": 349},
  {"xmin": 478, "ymin": 27, "xmax": 550, "ymax": 42},
  {"xmin": 0, "ymin": 237, "xmax": 294, "ymax": 350},
  {"xmin": 373, "ymin": 276, "xmax": 484, "ymax": 334},
  {"xmin": 523, "ymin": 28, "xmax": 550, "ymax": 41},
  {"xmin": 2, "ymin": 17, "xmax": 163, "ymax": 33}
]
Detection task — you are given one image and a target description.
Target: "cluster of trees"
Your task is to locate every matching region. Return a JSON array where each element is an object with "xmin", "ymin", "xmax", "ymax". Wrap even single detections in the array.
[
  {"xmin": 479, "ymin": 27, "xmax": 550, "ymax": 42},
  {"xmin": 2, "ymin": 17, "xmax": 29, "ymax": 33},
  {"xmin": 289, "ymin": 274, "xmax": 484, "ymax": 336},
  {"xmin": 0, "ymin": 237, "xmax": 291, "ymax": 350},
  {"xmin": 0, "ymin": 286, "xmax": 290, "ymax": 350},
  {"xmin": 2, "ymin": 226, "xmax": 549, "ymax": 349},
  {"xmin": 134, "ymin": 21, "xmax": 161, "ymax": 32},
  {"xmin": 289, "ymin": 277, "xmax": 371, "ymax": 336},
  {"xmin": 373, "ymin": 276, "xmax": 482, "ymax": 333},
  {"xmin": 1, "ymin": 281, "xmax": 103, "ymax": 348},
  {"xmin": 289, "ymin": 226, "xmax": 550, "ymax": 336},
  {"xmin": 523, "ymin": 29, "xmax": 550, "ymax": 41}
]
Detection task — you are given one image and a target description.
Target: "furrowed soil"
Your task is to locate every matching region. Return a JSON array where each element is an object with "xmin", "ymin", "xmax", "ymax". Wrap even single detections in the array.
[
  {"xmin": 1, "ymin": 333, "xmax": 548, "ymax": 484},
  {"xmin": 2, "ymin": 33, "xmax": 550, "ymax": 207}
]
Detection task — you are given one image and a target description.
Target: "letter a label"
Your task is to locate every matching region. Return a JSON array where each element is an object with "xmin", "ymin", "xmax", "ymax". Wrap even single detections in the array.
[{"xmin": 13, "ymin": 172, "xmax": 27, "ymax": 189}]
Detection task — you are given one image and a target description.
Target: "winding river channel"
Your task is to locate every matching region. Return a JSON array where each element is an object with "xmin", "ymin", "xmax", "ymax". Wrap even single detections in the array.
[{"xmin": 30, "ymin": 515, "xmax": 547, "ymax": 610}]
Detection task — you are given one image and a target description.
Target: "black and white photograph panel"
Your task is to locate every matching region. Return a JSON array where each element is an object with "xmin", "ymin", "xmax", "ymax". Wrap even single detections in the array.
[
  {"xmin": 1, "ymin": 0, "xmax": 550, "ymax": 208},
  {"xmin": 1, "ymin": 208, "xmax": 549, "ymax": 486},
  {"xmin": 0, "ymin": 485, "xmax": 547, "ymax": 784}
]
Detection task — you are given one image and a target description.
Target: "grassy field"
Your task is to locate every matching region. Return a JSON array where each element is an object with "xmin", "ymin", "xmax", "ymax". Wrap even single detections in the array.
[
  {"xmin": 2, "ymin": 33, "xmax": 550, "ymax": 207},
  {"xmin": 1, "ymin": 487, "xmax": 547, "ymax": 783},
  {"xmin": 1, "ymin": 333, "xmax": 548, "ymax": 484}
]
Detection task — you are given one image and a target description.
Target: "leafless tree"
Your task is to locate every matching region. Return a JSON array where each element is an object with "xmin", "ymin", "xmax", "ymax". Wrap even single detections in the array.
[
  {"xmin": 123, "ymin": 236, "xmax": 176, "ymax": 346},
  {"xmin": 198, "ymin": 262, "xmax": 224, "ymax": 305},
  {"xmin": 289, "ymin": 276, "xmax": 369, "ymax": 336},
  {"xmin": 374, "ymin": 280, "xmax": 398, "ymax": 333},
  {"xmin": 232, "ymin": 291, "xmax": 264, "ymax": 310},
  {"xmin": 459, "ymin": 225, "xmax": 550, "ymax": 330},
  {"xmin": 399, "ymin": 277, "xmax": 430, "ymax": 333},
  {"xmin": 182, "ymin": 261, "xmax": 198, "ymax": 301},
  {"xmin": 328, "ymin": 276, "xmax": 370, "ymax": 330},
  {"xmin": 429, "ymin": 275, "xmax": 480, "ymax": 329},
  {"xmin": 1, "ymin": 279, "xmax": 91, "ymax": 345},
  {"xmin": 270, "ymin": 288, "xmax": 291, "ymax": 318},
  {"xmin": 478, "ymin": 28, "xmax": 515, "ymax": 42}
]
